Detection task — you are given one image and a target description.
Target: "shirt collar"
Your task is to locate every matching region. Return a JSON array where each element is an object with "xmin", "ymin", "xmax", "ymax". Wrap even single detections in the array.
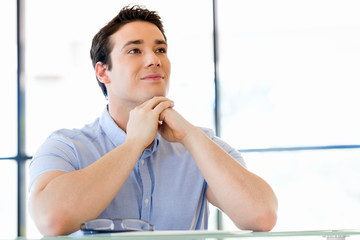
[
  {"xmin": 142, "ymin": 135, "xmax": 160, "ymax": 159},
  {"xmin": 99, "ymin": 105, "xmax": 160, "ymax": 155},
  {"xmin": 99, "ymin": 105, "xmax": 127, "ymax": 147}
]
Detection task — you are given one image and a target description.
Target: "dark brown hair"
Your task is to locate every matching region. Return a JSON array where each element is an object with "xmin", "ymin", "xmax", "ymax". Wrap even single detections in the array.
[{"xmin": 90, "ymin": 5, "xmax": 166, "ymax": 97}]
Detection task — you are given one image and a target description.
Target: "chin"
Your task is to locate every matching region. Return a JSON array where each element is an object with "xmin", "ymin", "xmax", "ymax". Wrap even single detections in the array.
[
  {"xmin": 148, "ymin": 92, "xmax": 167, "ymax": 99},
  {"xmin": 138, "ymin": 89, "xmax": 168, "ymax": 102}
]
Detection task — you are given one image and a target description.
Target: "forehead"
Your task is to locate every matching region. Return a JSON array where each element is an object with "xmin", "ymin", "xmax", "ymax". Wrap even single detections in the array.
[{"xmin": 111, "ymin": 21, "xmax": 166, "ymax": 47}]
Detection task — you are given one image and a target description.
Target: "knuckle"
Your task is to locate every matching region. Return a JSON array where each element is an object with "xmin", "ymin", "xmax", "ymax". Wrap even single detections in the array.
[{"xmin": 132, "ymin": 106, "xmax": 144, "ymax": 114}]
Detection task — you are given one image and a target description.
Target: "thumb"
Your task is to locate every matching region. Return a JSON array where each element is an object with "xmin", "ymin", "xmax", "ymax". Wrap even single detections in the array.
[{"xmin": 159, "ymin": 108, "xmax": 170, "ymax": 122}]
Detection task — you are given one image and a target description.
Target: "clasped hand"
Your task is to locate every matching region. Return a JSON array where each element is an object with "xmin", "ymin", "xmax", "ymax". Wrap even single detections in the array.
[{"xmin": 125, "ymin": 96, "xmax": 194, "ymax": 149}]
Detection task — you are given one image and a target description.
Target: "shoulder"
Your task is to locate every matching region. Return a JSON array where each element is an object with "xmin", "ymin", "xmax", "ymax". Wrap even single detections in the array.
[
  {"xmin": 196, "ymin": 127, "xmax": 246, "ymax": 167},
  {"xmin": 34, "ymin": 118, "xmax": 103, "ymax": 159},
  {"xmin": 49, "ymin": 118, "xmax": 102, "ymax": 144}
]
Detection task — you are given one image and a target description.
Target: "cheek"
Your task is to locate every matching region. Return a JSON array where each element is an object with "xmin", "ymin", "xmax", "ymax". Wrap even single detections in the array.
[
  {"xmin": 164, "ymin": 59, "xmax": 171, "ymax": 75},
  {"xmin": 116, "ymin": 61, "xmax": 140, "ymax": 79}
]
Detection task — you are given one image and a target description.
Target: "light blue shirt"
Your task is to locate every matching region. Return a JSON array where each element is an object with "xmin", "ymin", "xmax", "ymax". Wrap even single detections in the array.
[{"xmin": 29, "ymin": 106, "xmax": 245, "ymax": 231}]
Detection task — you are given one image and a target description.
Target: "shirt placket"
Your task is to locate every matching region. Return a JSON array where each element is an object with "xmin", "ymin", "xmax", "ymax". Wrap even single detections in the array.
[{"xmin": 139, "ymin": 157, "xmax": 152, "ymax": 222}]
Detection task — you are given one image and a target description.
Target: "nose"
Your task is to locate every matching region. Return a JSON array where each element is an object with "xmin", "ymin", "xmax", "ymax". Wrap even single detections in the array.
[{"xmin": 145, "ymin": 52, "xmax": 161, "ymax": 68}]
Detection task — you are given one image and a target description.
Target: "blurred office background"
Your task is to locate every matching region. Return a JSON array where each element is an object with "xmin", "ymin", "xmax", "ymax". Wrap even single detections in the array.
[{"xmin": 1, "ymin": 0, "xmax": 360, "ymax": 238}]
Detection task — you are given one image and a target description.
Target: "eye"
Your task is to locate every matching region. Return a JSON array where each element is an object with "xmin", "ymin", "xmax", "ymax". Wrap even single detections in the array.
[
  {"xmin": 156, "ymin": 48, "xmax": 167, "ymax": 54},
  {"xmin": 128, "ymin": 49, "xmax": 141, "ymax": 54}
]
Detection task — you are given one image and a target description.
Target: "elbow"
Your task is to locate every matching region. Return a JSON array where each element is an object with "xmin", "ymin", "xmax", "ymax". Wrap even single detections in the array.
[
  {"xmin": 234, "ymin": 203, "xmax": 278, "ymax": 232},
  {"xmin": 34, "ymin": 210, "xmax": 76, "ymax": 236},
  {"xmin": 250, "ymin": 190, "xmax": 279, "ymax": 232},
  {"xmin": 252, "ymin": 207, "xmax": 278, "ymax": 232}
]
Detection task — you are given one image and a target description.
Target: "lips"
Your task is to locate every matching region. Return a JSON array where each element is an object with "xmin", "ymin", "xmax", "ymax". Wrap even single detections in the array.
[{"xmin": 141, "ymin": 73, "xmax": 164, "ymax": 81}]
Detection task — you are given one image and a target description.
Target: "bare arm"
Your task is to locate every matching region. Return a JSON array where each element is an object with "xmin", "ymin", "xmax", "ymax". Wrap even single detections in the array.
[
  {"xmin": 29, "ymin": 97, "xmax": 174, "ymax": 236},
  {"xmin": 159, "ymin": 108, "xmax": 278, "ymax": 231},
  {"xmin": 29, "ymin": 140, "xmax": 143, "ymax": 236}
]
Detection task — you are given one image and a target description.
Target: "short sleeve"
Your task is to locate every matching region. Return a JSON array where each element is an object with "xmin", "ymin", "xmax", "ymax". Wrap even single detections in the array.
[
  {"xmin": 198, "ymin": 127, "xmax": 246, "ymax": 168},
  {"xmin": 28, "ymin": 132, "xmax": 79, "ymax": 191}
]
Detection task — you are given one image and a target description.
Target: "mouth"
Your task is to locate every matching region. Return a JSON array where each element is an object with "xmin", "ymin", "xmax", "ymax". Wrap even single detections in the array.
[{"xmin": 140, "ymin": 73, "xmax": 164, "ymax": 81}]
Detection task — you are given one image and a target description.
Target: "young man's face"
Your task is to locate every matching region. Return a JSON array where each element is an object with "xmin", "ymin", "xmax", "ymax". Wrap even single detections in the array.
[{"xmin": 104, "ymin": 21, "xmax": 171, "ymax": 106}]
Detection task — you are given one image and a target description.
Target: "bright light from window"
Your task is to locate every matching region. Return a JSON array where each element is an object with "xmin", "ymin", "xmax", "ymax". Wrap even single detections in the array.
[
  {"xmin": 24, "ymin": 0, "xmax": 214, "ymax": 237},
  {"xmin": 0, "ymin": 0, "xmax": 17, "ymax": 157},
  {"xmin": 25, "ymin": 0, "xmax": 214, "ymax": 156},
  {"xmin": 0, "ymin": 161, "xmax": 17, "ymax": 238},
  {"xmin": 218, "ymin": 0, "xmax": 360, "ymax": 231},
  {"xmin": 218, "ymin": 0, "xmax": 360, "ymax": 149}
]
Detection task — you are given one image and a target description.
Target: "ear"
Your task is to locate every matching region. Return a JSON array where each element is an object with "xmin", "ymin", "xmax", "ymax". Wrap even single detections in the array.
[{"xmin": 95, "ymin": 62, "xmax": 110, "ymax": 84}]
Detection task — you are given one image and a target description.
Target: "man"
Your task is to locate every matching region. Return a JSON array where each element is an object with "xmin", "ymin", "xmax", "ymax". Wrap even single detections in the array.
[{"xmin": 29, "ymin": 5, "xmax": 278, "ymax": 236}]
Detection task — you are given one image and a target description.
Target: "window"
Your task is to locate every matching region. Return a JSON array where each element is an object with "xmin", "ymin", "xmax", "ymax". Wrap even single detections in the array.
[
  {"xmin": 217, "ymin": 0, "xmax": 360, "ymax": 230},
  {"xmin": 0, "ymin": 0, "xmax": 17, "ymax": 157},
  {"xmin": 9, "ymin": 0, "xmax": 360, "ymax": 237},
  {"xmin": 24, "ymin": 0, "xmax": 214, "ymax": 237},
  {"xmin": 0, "ymin": 161, "xmax": 17, "ymax": 238},
  {"xmin": 25, "ymin": 0, "xmax": 214, "ymax": 156},
  {"xmin": 218, "ymin": 0, "xmax": 360, "ymax": 149},
  {"xmin": 0, "ymin": 0, "xmax": 18, "ymax": 239}
]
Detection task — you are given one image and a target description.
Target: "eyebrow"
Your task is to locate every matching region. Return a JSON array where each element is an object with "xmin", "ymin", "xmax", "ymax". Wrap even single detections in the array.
[
  {"xmin": 155, "ymin": 40, "xmax": 167, "ymax": 46},
  {"xmin": 121, "ymin": 39, "xmax": 167, "ymax": 50}
]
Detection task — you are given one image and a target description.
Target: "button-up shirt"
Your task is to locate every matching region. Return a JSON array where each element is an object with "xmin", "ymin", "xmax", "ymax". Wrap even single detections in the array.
[{"xmin": 29, "ymin": 106, "xmax": 245, "ymax": 231}]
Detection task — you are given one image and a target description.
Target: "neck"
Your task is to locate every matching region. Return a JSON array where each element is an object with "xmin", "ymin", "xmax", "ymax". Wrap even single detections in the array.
[
  {"xmin": 107, "ymin": 99, "xmax": 155, "ymax": 149},
  {"xmin": 107, "ymin": 100, "xmax": 137, "ymax": 133}
]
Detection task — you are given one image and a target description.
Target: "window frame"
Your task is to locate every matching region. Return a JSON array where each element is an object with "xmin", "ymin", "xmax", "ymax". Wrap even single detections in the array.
[{"xmin": 8, "ymin": 0, "xmax": 360, "ymax": 236}]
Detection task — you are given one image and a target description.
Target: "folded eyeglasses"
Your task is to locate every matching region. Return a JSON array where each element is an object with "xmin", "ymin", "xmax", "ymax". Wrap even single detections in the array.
[{"xmin": 80, "ymin": 218, "xmax": 154, "ymax": 233}]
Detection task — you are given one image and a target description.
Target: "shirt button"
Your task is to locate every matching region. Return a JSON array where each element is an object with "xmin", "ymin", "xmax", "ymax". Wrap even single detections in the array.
[
  {"xmin": 141, "ymin": 159, "xmax": 145, "ymax": 165},
  {"xmin": 144, "ymin": 198, "xmax": 149, "ymax": 205}
]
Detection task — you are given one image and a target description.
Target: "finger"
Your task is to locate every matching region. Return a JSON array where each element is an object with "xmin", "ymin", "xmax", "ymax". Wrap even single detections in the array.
[
  {"xmin": 159, "ymin": 107, "xmax": 171, "ymax": 122},
  {"xmin": 153, "ymin": 100, "xmax": 174, "ymax": 115},
  {"xmin": 142, "ymin": 96, "xmax": 172, "ymax": 110}
]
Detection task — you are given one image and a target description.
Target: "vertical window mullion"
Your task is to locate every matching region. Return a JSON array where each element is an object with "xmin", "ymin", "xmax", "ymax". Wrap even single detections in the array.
[{"xmin": 17, "ymin": 0, "xmax": 26, "ymax": 236}]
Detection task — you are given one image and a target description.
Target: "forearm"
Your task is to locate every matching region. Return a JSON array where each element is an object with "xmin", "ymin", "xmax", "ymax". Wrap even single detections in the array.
[
  {"xmin": 181, "ymin": 128, "xmax": 278, "ymax": 231},
  {"xmin": 30, "ymin": 140, "xmax": 144, "ymax": 236}
]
